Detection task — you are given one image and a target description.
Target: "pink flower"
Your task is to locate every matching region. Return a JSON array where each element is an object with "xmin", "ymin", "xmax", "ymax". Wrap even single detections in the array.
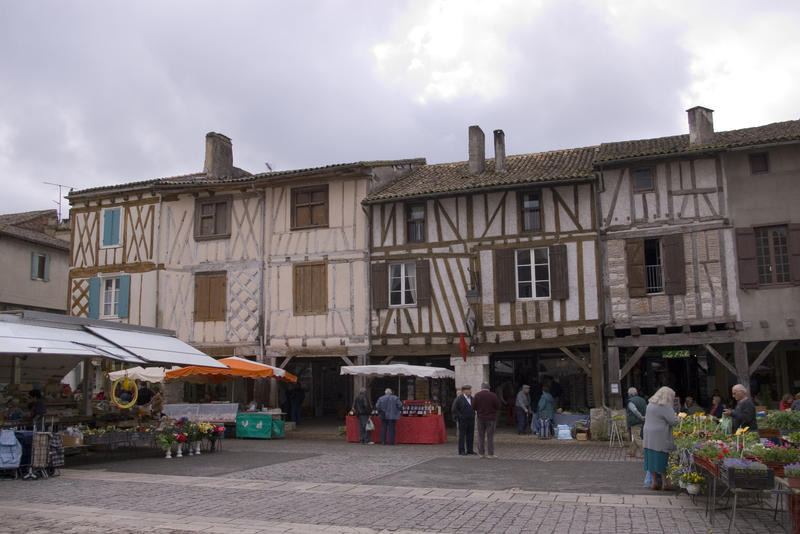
[
  {"xmin": 175, "ymin": 433, "xmax": 187, "ymax": 443},
  {"xmin": 717, "ymin": 454, "xmax": 724, "ymax": 460}
]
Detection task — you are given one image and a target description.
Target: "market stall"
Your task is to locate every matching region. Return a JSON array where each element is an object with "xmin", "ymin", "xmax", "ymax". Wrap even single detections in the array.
[
  {"xmin": 165, "ymin": 357, "xmax": 297, "ymax": 439},
  {"xmin": 340, "ymin": 364, "xmax": 454, "ymax": 444}
]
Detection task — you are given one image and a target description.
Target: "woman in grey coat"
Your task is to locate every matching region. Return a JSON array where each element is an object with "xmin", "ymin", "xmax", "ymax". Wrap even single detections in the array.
[{"xmin": 642, "ymin": 386, "xmax": 679, "ymax": 490}]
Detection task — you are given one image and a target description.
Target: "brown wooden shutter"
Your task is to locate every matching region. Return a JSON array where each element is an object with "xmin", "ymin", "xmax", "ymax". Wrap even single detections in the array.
[
  {"xmin": 371, "ymin": 263, "xmax": 388, "ymax": 309},
  {"xmin": 735, "ymin": 228, "xmax": 758, "ymax": 289},
  {"xmin": 415, "ymin": 260, "xmax": 431, "ymax": 307},
  {"xmin": 210, "ymin": 274, "xmax": 227, "ymax": 321},
  {"xmin": 788, "ymin": 224, "xmax": 800, "ymax": 284},
  {"xmin": 626, "ymin": 238, "xmax": 646, "ymax": 298},
  {"xmin": 495, "ymin": 248, "xmax": 516, "ymax": 302},
  {"xmin": 312, "ymin": 264, "xmax": 328, "ymax": 313},
  {"xmin": 662, "ymin": 234, "xmax": 686, "ymax": 295},
  {"xmin": 549, "ymin": 244, "xmax": 569, "ymax": 300},
  {"xmin": 194, "ymin": 275, "xmax": 209, "ymax": 320}
]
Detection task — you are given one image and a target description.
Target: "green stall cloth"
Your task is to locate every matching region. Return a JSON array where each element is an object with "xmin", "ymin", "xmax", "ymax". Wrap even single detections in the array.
[
  {"xmin": 271, "ymin": 419, "xmax": 285, "ymax": 438},
  {"xmin": 236, "ymin": 413, "xmax": 272, "ymax": 439}
]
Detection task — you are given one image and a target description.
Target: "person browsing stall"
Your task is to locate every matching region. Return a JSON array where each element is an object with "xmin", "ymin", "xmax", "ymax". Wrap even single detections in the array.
[
  {"xmin": 353, "ymin": 388, "xmax": 374, "ymax": 445},
  {"xmin": 643, "ymin": 386, "xmax": 679, "ymax": 491},
  {"xmin": 724, "ymin": 384, "xmax": 758, "ymax": 431},
  {"xmin": 626, "ymin": 387, "xmax": 647, "ymax": 458},
  {"xmin": 375, "ymin": 388, "xmax": 403, "ymax": 445}
]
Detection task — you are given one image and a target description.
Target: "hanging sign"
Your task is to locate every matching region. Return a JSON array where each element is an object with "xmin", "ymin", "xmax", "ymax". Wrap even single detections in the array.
[{"xmin": 662, "ymin": 349, "xmax": 691, "ymax": 359}]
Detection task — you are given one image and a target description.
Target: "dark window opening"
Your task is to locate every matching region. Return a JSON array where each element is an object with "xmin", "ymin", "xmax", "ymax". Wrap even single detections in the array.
[
  {"xmin": 749, "ymin": 152, "xmax": 769, "ymax": 174},
  {"xmin": 406, "ymin": 203, "xmax": 425, "ymax": 243},
  {"xmin": 634, "ymin": 168, "xmax": 654, "ymax": 191},
  {"xmin": 520, "ymin": 191, "xmax": 541, "ymax": 232},
  {"xmin": 644, "ymin": 238, "xmax": 663, "ymax": 293},
  {"xmin": 755, "ymin": 225, "xmax": 789, "ymax": 285}
]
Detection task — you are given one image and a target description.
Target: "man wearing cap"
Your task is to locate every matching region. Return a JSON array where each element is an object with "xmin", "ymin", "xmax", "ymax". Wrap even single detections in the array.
[
  {"xmin": 451, "ymin": 385, "xmax": 477, "ymax": 455},
  {"xmin": 473, "ymin": 383, "xmax": 501, "ymax": 458},
  {"xmin": 515, "ymin": 385, "xmax": 532, "ymax": 435}
]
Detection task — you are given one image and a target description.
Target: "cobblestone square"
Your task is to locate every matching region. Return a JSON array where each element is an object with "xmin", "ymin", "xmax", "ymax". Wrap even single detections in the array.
[{"xmin": 0, "ymin": 436, "xmax": 791, "ymax": 533}]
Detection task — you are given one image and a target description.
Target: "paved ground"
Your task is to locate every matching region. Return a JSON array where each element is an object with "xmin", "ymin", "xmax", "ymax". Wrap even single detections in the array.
[{"xmin": 0, "ymin": 434, "xmax": 791, "ymax": 533}]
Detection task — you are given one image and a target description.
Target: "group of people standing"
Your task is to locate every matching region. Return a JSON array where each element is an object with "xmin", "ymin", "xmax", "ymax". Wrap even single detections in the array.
[
  {"xmin": 513, "ymin": 384, "xmax": 556, "ymax": 436},
  {"xmin": 627, "ymin": 384, "xmax": 758, "ymax": 491}
]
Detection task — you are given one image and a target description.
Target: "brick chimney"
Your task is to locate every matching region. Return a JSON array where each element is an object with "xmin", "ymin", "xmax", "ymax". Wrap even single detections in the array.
[
  {"xmin": 494, "ymin": 129, "xmax": 507, "ymax": 173},
  {"xmin": 686, "ymin": 106, "xmax": 714, "ymax": 146},
  {"xmin": 468, "ymin": 125, "xmax": 485, "ymax": 175},
  {"xmin": 204, "ymin": 132, "xmax": 234, "ymax": 177}
]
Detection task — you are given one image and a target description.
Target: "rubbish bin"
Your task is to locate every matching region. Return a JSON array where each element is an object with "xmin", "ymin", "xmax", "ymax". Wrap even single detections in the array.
[{"xmin": 235, "ymin": 413, "xmax": 272, "ymax": 439}]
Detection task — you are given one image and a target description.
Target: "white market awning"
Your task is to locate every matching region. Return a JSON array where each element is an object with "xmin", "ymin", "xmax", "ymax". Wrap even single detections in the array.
[
  {"xmin": 0, "ymin": 311, "xmax": 227, "ymax": 382},
  {"xmin": 86, "ymin": 327, "xmax": 227, "ymax": 369},
  {"xmin": 107, "ymin": 366, "xmax": 178, "ymax": 383},
  {"xmin": 340, "ymin": 364, "xmax": 455, "ymax": 379}
]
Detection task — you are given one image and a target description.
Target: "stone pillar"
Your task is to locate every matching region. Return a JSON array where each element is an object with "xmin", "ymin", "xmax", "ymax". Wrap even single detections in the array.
[
  {"xmin": 590, "ymin": 343, "xmax": 603, "ymax": 408},
  {"xmin": 450, "ymin": 354, "xmax": 490, "ymax": 391}
]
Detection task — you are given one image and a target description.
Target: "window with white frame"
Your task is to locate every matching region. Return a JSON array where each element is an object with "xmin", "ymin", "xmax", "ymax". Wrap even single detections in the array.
[
  {"xmin": 389, "ymin": 263, "xmax": 416, "ymax": 306},
  {"xmin": 30, "ymin": 252, "xmax": 49, "ymax": 281},
  {"xmin": 516, "ymin": 248, "xmax": 550, "ymax": 299},
  {"xmin": 102, "ymin": 207, "xmax": 121, "ymax": 247},
  {"xmin": 102, "ymin": 277, "xmax": 121, "ymax": 317}
]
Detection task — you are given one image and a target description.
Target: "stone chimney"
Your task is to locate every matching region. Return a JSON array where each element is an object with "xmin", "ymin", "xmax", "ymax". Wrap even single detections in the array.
[
  {"xmin": 204, "ymin": 132, "xmax": 234, "ymax": 177},
  {"xmin": 493, "ymin": 129, "xmax": 507, "ymax": 173},
  {"xmin": 468, "ymin": 125, "xmax": 485, "ymax": 175},
  {"xmin": 686, "ymin": 106, "xmax": 714, "ymax": 146}
]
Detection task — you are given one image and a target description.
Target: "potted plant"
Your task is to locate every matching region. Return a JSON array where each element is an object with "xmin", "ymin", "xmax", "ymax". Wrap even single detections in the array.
[
  {"xmin": 155, "ymin": 431, "xmax": 176, "ymax": 459},
  {"xmin": 680, "ymin": 471, "xmax": 704, "ymax": 495},
  {"xmin": 750, "ymin": 442, "xmax": 800, "ymax": 477},
  {"xmin": 761, "ymin": 411, "xmax": 800, "ymax": 438},
  {"xmin": 720, "ymin": 458, "xmax": 774, "ymax": 489},
  {"xmin": 785, "ymin": 463, "xmax": 800, "ymax": 488}
]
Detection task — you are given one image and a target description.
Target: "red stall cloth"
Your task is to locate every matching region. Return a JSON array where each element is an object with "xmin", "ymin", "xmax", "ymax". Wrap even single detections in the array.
[{"xmin": 346, "ymin": 415, "xmax": 447, "ymax": 444}]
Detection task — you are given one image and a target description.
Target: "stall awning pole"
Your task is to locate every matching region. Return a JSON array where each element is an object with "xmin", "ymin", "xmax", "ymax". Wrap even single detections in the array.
[{"xmin": 81, "ymin": 359, "xmax": 92, "ymax": 416}]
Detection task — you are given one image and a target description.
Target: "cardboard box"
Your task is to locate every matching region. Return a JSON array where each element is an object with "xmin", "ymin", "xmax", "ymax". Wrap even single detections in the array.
[{"xmin": 61, "ymin": 434, "xmax": 83, "ymax": 447}]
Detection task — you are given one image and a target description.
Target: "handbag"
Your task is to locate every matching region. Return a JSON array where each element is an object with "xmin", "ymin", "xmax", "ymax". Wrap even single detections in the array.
[{"xmin": 365, "ymin": 418, "xmax": 375, "ymax": 431}]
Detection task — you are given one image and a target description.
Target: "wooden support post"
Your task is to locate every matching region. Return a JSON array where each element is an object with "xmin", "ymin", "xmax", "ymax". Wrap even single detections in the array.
[
  {"xmin": 340, "ymin": 355, "xmax": 354, "ymax": 367},
  {"xmin": 619, "ymin": 346, "xmax": 649, "ymax": 381},
  {"xmin": 278, "ymin": 356, "xmax": 293, "ymax": 369},
  {"xmin": 590, "ymin": 343, "xmax": 603, "ymax": 409},
  {"xmin": 381, "ymin": 355, "xmax": 395, "ymax": 364},
  {"xmin": 607, "ymin": 346, "xmax": 622, "ymax": 409},
  {"xmin": 734, "ymin": 341, "xmax": 750, "ymax": 391},
  {"xmin": 748, "ymin": 341, "xmax": 779, "ymax": 376}
]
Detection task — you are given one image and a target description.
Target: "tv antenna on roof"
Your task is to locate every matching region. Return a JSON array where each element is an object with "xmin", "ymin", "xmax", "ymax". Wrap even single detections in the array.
[{"xmin": 43, "ymin": 181, "xmax": 75, "ymax": 222}]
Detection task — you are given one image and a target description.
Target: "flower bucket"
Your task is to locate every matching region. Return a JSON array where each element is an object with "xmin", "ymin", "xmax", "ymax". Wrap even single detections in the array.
[
  {"xmin": 686, "ymin": 483, "xmax": 700, "ymax": 495},
  {"xmin": 679, "ymin": 479, "xmax": 686, "ymax": 489},
  {"xmin": 787, "ymin": 477, "xmax": 800, "ymax": 489}
]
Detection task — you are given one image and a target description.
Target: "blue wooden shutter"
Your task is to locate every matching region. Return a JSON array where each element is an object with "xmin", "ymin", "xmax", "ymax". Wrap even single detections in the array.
[
  {"xmin": 102, "ymin": 210, "xmax": 113, "ymax": 246},
  {"xmin": 30, "ymin": 252, "xmax": 37, "ymax": 280},
  {"xmin": 88, "ymin": 277, "xmax": 101, "ymax": 318},
  {"xmin": 43, "ymin": 254, "xmax": 50, "ymax": 282},
  {"xmin": 112, "ymin": 209, "xmax": 121, "ymax": 245},
  {"xmin": 118, "ymin": 275, "xmax": 131, "ymax": 318}
]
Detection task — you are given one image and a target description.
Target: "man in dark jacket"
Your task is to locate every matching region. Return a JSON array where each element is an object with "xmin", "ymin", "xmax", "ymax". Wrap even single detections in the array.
[
  {"xmin": 472, "ymin": 383, "xmax": 501, "ymax": 458},
  {"xmin": 451, "ymin": 385, "xmax": 476, "ymax": 455},
  {"xmin": 353, "ymin": 388, "xmax": 373, "ymax": 444},
  {"xmin": 626, "ymin": 387, "xmax": 647, "ymax": 458},
  {"xmin": 725, "ymin": 383, "xmax": 758, "ymax": 431}
]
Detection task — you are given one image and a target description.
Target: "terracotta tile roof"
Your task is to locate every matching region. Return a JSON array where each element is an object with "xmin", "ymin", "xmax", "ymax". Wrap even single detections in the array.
[
  {"xmin": 598, "ymin": 119, "xmax": 800, "ymax": 163},
  {"xmin": 69, "ymin": 159, "xmax": 426, "ymax": 200},
  {"xmin": 0, "ymin": 209, "xmax": 69, "ymax": 250},
  {"xmin": 363, "ymin": 146, "xmax": 599, "ymax": 204}
]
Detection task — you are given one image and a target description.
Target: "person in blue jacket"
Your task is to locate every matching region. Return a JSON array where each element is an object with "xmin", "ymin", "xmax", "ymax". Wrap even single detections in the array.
[
  {"xmin": 536, "ymin": 385, "xmax": 555, "ymax": 436},
  {"xmin": 375, "ymin": 388, "xmax": 403, "ymax": 445}
]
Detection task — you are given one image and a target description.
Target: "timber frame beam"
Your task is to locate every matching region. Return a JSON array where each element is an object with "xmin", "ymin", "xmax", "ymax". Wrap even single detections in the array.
[
  {"xmin": 619, "ymin": 346, "xmax": 649, "ymax": 380},
  {"xmin": 703, "ymin": 344, "xmax": 737, "ymax": 377},
  {"xmin": 749, "ymin": 341, "xmax": 779, "ymax": 376},
  {"xmin": 608, "ymin": 331, "xmax": 736, "ymax": 348},
  {"xmin": 558, "ymin": 347, "xmax": 591, "ymax": 375}
]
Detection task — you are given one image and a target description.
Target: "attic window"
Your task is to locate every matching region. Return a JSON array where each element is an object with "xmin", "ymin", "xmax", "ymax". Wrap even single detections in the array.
[
  {"xmin": 633, "ymin": 168, "xmax": 654, "ymax": 191},
  {"xmin": 749, "ymin": 152, "xmax": 769, "ymax": 174}
]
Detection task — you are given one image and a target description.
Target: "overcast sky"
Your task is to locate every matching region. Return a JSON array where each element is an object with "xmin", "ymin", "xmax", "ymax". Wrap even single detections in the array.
[{"xmin": 1, "ymin": 0, "xmax": 798, "ymax": 218}]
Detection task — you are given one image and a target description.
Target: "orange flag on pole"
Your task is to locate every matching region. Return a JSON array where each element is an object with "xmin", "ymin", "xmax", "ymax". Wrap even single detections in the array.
[{"xmin": 459, "ymin": 333, "xmax": 468, "ymax": 361}]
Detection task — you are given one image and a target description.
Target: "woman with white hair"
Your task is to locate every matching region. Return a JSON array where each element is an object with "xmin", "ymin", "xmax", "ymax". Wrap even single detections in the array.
[{"xmin": 642, "ymin": 386, "xmax": 679, "ymax": 490}]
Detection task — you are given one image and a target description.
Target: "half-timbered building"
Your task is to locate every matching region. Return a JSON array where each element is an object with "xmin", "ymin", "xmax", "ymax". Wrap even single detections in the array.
[
  {"xmin": 598, "ymin": 107, "xmax": 800, "ymax": 408},
  {"xmin": 68, "ymin": 131, "xmax": 423, "ymax": 413},
  {"xmin": 364, "ymin": 127, "xmax": 604, "ymax": 411}
]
